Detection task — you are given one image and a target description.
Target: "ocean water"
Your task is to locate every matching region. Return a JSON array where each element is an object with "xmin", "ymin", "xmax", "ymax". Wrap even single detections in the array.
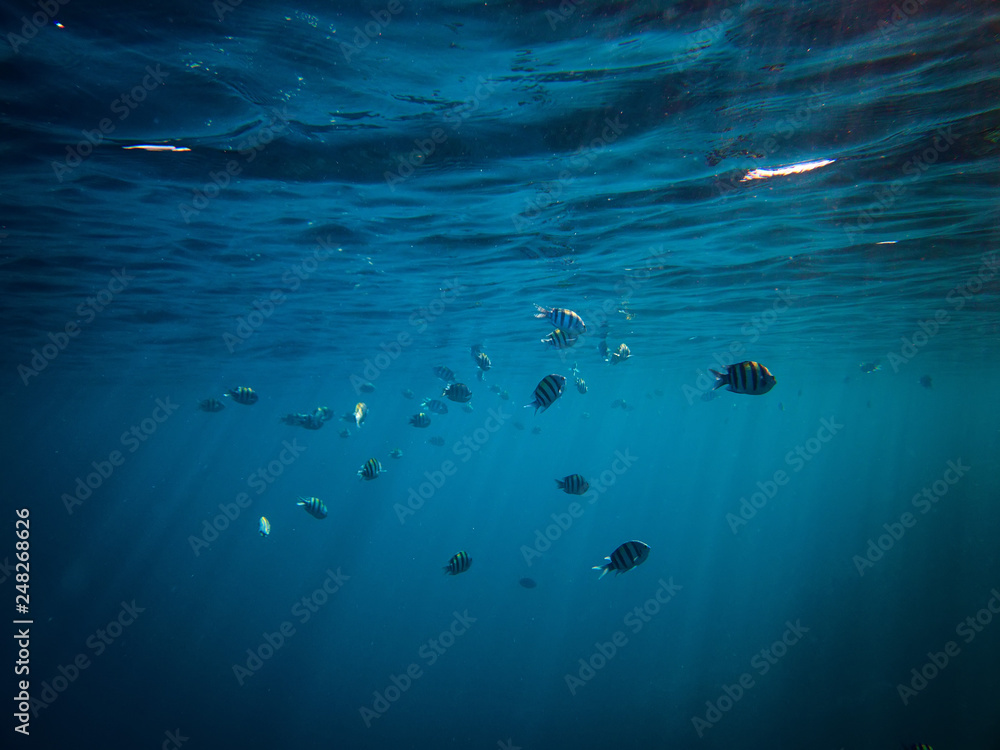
[{"xmin": 2, "ymin": 0, "xmax": 999, "ymax": 747}]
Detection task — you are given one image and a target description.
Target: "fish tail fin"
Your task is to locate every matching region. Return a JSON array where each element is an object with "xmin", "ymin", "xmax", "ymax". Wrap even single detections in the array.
[
  {"xmin": 709, "ymin": 369, "xmax": 727, "ymax": 390},
  {"xmin": 524, "ymin": 402, "xmax": 534, "ymax": 410},
  {"xmin": 442, "ymin": 566, "xmax": 452, "ymax": 574},
  {"xmin": 593, "ymin": 564, "xmax": 610, "ymax": 579},
  {"xmin": 555, "ymin": 479, "xmax": 564, "ymax": 489}
]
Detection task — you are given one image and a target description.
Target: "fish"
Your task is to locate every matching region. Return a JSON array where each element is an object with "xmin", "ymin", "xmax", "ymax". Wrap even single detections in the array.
[
  {"xmin": 338, "ymin": 428, "xmax": 350, "ymax": 438},
  {"xmin": 575, "ymin": 378, "xmax": 587, "ymax": 394},
  {"xmin": 556, "ymin": 474, "xmax": 589, "ymax": 495},
  {"xmin": 710, "ymin": 361, "xmax": 776, "ymax": 395},
  {"xmin": 281, "ymin": 413, "xmax": 325, "ymax": 429},
  {"xmin": 226, "ymin": 387, "xmax": 258, "ymax": 405},
  {"xmin": 198, "ymin": 398, "xmax": 225, "ymax": 412},
  {"xmin": 526, "ymin": 374, "xmax": 566, "ymax": 413},
  {"xmin": 314, "ymin": 406, "xmax": 334, "ymax": 422},
  {"xmin": 297, "ymin": 496, "xmax": 328, "ymax": 519},
  {"xmin": 461, "ymin": 402, "xmax": 474, "ymax": 413},
  {"xmin": 519, "ymin": 577, "xmax": 537, "ymax": 589},
  {"xmin": 593, "ymin": 540, "xmax": 650, "ymax": 579},
  {"xmin": 442, "ymin": 382, "xmax": 473, "ymax": 403},
  {"xmin": 433, "ymin": 365, "xmax": 457, "ymax": 383},
  {"xmin": 401, "ymin": 388, "xmax": 415, "ymax": 399},
  {"xmin": 611, "ymin": 399, "xmax": 633, "ymax": 411},
  {"xmin": 258, "ymin": 516, "xmax": 271, "ymax": 537},
  {"xmin": 919, "ymin": 375, "xmax": 933, "ymax": 389},
  {"xmin": 354, "ymin": 402, "xmax": 368, "ymax": 427},
  {"xmin": 422, "ymin": 398, "xmax": 448, "ymax": 414},
  {"xmin": 357, "ymin": 457, "xmax": 384, "ymax": 480},
  {"xmin": 499, "ymin": 389, "xmax": 509, "ymax": 401},
  {"xmin": 902, "ymin": 745, "xmax": 932, "ymax": 750},
  {"xmin": 541, "ymin": 329, "xmax": 579, "ymax": 349},
  {"xmin": 474, "ymin": 351, "xmax": 491, "ymax": 380},
  {"xmin": 409, "ymin": 412, "xmax": 431, "ymax": 428},
  {"xmin": 859, "ymin": 362, "xmax": 881, "ymax": 373},
  {"xmin": 443, "ymin": 550, "xmax": 472, "ymax": 575},
  {"xmin": 299, "ymin": 414, "xmax": 324, "ymax": 430},
  {"xmin": 427, "ymin": 436, "xmax": 445, "ymax": 446},
  {"xmin": 534, "ymin": 305, "xmax": 586, "ymax": 333},
  {"xmin": 609, "ymin": 343, "xmax": 631, "ymax": 365},
  {"xmin": 389, "ymin": 448, "xmax": 403, "ymax": 459},
  {"xmin": 358, "ymin": 380, "xmax": 376, "ymax": 393}
]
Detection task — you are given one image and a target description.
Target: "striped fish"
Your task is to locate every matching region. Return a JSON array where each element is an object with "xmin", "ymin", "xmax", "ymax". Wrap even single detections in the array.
[
  {"xmin": 593, "ymin": 540, "xmax": 650, "ymax": 579},
  {"xmin": 226, "ymin": 387, "xmax": 258, "ymax": 405},
  {"xmin": 610, "ymin": 343, "xmax": 631, "ymax": 365},
  {"xmin": 443, "ymin": 550, "xmax": 472, "ymax": 575},
  {"xmin": 433, "ymin": 365, "xmax": 457, "ymax": 383},
  {"xmin": 474, "ymin": 351, "xmax": 491, "ymax": 380},
  {"xmin": 442, "ymin": 382, "xmax": 473, "ymax": 403},
  {"xmin": 297, "ymin": 496, "xmax": 328, "ymax": 519},
  {"xmin": 409, "ymin": 412, "xmax": 431, "ymax": 428},
  {"xmin": 354, "ymin": 402, "xmax": 368, "ymax": 427},
  {"xmin": 534, "ymin": 305, "xmax": 586, "ymax": 333},
  {"xmin": 555, "ymin": 474, "xmax": 589, "ymax": 495},
  {"xmin": 710, "ymin": 361, "xmax": 776, "ymax": 395},
  {"xmin": 422, "ymin": 398, "xmax": 448, "ymax": 414},
  {"xmin": 258, "ymin": 516, "xmax": 271, "ymax": 537},
  {"xmin": 357, "ymin": 457, "xmax": 384, "ymax": 480},
  {"xmin": 575, "ymin": 378, "xmax": 587, "ymax": 394},
  {"xmin": 526, "ymin": 374, "xmax": 566, "ymax": 414},
  {"xmin": 541, "ymin": 329, "xmax": 578, "ymax": 349},
  {"xmin": 198, "ymin": 398, "xmax": 225, "ymax": 412}
]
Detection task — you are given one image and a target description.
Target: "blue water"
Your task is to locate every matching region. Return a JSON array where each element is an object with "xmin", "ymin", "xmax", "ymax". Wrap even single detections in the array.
[{"xmin": 2, "ymin": 0, "xmax": 999, "ymax": 747}]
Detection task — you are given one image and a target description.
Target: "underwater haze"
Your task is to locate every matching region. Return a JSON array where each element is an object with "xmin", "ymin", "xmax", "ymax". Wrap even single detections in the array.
[{"xmin": 1, "ymin": 0, "xmax": 999, "ymax": 748}]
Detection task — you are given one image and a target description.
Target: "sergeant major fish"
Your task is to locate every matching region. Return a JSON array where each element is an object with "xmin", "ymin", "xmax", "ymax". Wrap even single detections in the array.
[
  {"xmin": 226, "ymin": 387, "xmax": 258, "ymax": 405},
  {"xmin": 593, "ymin": 540, "xmax": 650, "ymax": 579},
  {"xmin": 409, "ymin": 412, "xmax": 431, "ymax": 428},
  {"xmin": 199, "ymin": 398, "xmax": 225, "ymax": 412},
  {"xmin": 297, "ymin": 497, "xmax": 328, "ymax": 519},
  {"xmin": 442, "ymin": 383, "xmax": 472, "ymax": 403},
  {"xmin": 711, "ymin": 361, "xmax": 776, "ymax": 395},
  {"xmin": 259, "ymin": 516, "xmax": 271, "ymax": 537},
  {"xmin": 556, "ymin": 474, "xmax": 589, "ymax": 495},
  {"xmin": 526, "ymin": 374, "xmax": 566, "ymax": 414},
  {"xmin": 443, "ymin": 550, "xmax": 472, "ymax": 575},
  {"xmin": 433, "ymin": 365, "xmax": 457, "ymax": 383},
  {"xmin": 357, "ymin": 457, "xmax": 385, "ymax": 480},
  {"xmin": 534, "ymin": 305, "xmax": 586, "ymax": 333},
  {"xmin": 354, "ymin": 402, "xmax": 368, "ymax": 427}
]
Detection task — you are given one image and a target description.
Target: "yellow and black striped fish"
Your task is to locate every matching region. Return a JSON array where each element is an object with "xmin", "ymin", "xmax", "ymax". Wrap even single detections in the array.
[
  {"xmin": 226, "ymin": 387, "xmax": 258, "ymax": 405},
  {"xmin": 534, "ymin": 305, "xmax": 586, "ymax": 333},
  {"xmin": 297, "ymin": 496, "xmax": 328, "ymax": 519},
  {"xmin": 409, "ymin": 412, "xmax": 431, "ymax": 428},
  {"xmin": 357, "ymin": 457, "xmax": 384, "ymax": 480},
  {"xmin": 711, "ymin": 361, "xmax": 776, "ymax": 396},
  {"xmin": 526, "ymin": 374, "xmax": 566, "ymax": 414},
  {"xmin": 354, "ymin": 402, "xmax": 368, "ymax": 427},
  {"xmin": 259, "ymin": 516, "xmax": 271, "ymax": 537},
  {"xmin": 541, "ymin": 328, "xmax": 578, "ymax": 349},
  {"xmin": 443, "ymin": 550, "xmax": 472, "ymax": 575},
  {"xmin": 474, "ymin": 351, "xmax": 491, "ymax": 380},
  {"xmin": 433, "ymin": 365, "xmax": 456, "ymax": 382},
  {"xmin": 442, "ymin": 382, "xmax": 473, "ymax": 403},
  {"xmin": 198, "ymin": 398, "xmax": 225, "ymax": 412},
  {"xmin": 593, "ymin": 540, "xmax": 650, "ymax": 579},
  {"xmin": 556, "ymin": 474, "xmax": 589, "ymax": 495},
  {"xmin": 609, "ymin": 343, "xmax": 631, "ymax": 364}
]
